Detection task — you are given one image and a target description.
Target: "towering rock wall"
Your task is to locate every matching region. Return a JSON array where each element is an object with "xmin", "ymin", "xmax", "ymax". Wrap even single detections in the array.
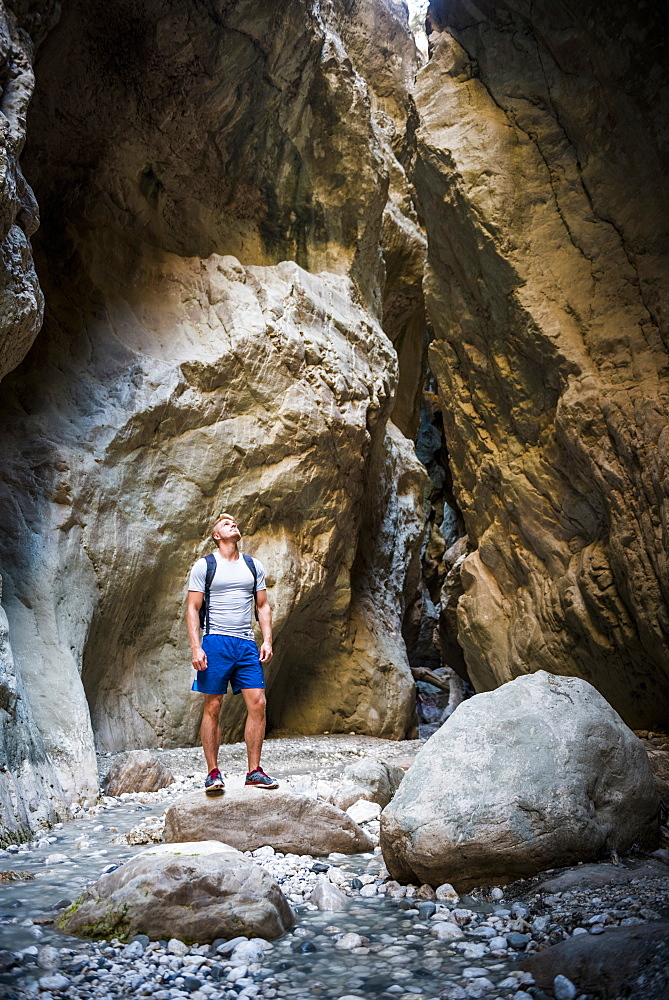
[
  {"xmin": 0, "ymin": 0, "xmax": 66, "ymax": 838},
  {"xmin": 415, "ymin": 0, "xmax": 669, "ymax": 727},
  {"xmin": 0, "ymin": 0, "xmax": 427, "ymax": 820}
]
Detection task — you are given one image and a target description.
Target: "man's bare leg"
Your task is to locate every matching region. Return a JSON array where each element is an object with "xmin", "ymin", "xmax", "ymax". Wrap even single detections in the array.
[
  {"xmin": 241, "ymin": 688, "xmax": 266, "ymax": 772},
  {"xmin": 201, "ymin": 693, "xmax": 224, "ymax": 773}
]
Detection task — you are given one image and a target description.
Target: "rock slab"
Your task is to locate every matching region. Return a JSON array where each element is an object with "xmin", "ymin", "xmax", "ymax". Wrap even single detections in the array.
[
  {"xmin": 57, "ymin": 842, "xmax": 294, "ymax": 943},
  {"xmin": 102, "ymin": 750, "xmax": 175, "ymax": 795},
  {"xmin": 521, "ymin": 923, "xmax": 669, "ymax": 1000},
  {"xmin": 164, "ymin": 789, "xmax": 374, "ymax": 856},
  {"xmin": 380, "ymin": 672, "xmax": 659, "ymax": 890}
]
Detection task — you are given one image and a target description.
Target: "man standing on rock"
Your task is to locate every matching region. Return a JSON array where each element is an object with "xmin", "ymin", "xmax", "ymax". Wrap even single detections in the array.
[{"xmin": 186, "ymin": 513, "xmax": 279, "ymax": 795}]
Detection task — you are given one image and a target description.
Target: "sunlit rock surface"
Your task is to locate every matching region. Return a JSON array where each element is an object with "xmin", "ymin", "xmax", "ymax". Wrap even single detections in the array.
[{"xmin": 415, "ymin": 0, "xmax": 669, "ymax": 727}]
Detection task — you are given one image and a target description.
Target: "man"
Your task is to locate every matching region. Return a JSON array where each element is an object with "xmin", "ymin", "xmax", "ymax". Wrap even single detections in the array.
[{"xmin": 186, "ymin": 513, "xmax": 278, "ymax": 795}]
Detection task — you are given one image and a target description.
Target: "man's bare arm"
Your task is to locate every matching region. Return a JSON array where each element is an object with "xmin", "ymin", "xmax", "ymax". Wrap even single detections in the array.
[
  {"xmin": 186, "ymin": 591, "xmax": 207, "ymax": 670},
  {"xmin": 256, "ymin": 589, "xmax": 273, "ymax": 663}
]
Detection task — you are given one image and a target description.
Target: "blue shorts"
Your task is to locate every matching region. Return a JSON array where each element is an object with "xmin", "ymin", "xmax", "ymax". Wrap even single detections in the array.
[{"xmin": 192, "ymin": 634, "xmax": 265, "ymax": 695}]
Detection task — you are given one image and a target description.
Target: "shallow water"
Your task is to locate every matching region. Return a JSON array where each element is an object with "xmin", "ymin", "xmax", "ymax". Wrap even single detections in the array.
[{"xmin": 0, "ymin": 790, "xmax": 525, "ymax": 999}]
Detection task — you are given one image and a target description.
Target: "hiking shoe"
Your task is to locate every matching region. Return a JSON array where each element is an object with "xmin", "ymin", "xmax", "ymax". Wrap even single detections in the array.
[
  {"xmin": 245, "ymin": 767, "xmax": 279, "ymax": 789},
  {"xmin": 204, "ymin": 769, "xmax": 225, "ymax": 796}
]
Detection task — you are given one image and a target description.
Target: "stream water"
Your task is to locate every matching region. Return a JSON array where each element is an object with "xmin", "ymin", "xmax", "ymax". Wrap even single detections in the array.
[{"xmin": 0, "ymin": 746, "xmax": 535, "ymax": 1000}]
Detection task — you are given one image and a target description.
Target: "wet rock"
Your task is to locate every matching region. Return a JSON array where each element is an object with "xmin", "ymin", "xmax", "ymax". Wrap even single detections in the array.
[
  {"xmin": 431, "ymin": 922, "xmax": 464, "ymax": 941},
  {"xmin": 231, "ymin": 939, "xmax": 273, "ymax": 965},
  {"xmin": 165, "ymin": 789, "xmax": 374, "ymax": 855},
  {"xmin": 380, "ymin": 672, "xmax": 659, "ymax": 889},
  {"xmin": 57, "ymin": 841, "xmax": 294, "ymax": 942},
  {"xmin": 522, "ymin": 922, "xmax": 669, "ymax": 1000},
  {"xmin": 102, "ymin": 750, "xmax": 175, "ymax": 795},
  {"xmin": 335, "ymin": 932, "xmax": 364, "ymax": 950},
  {"xmin": 38, "ymin": 973, "xmax": 69, "ymax": 991},
  {"xmin": 330, "ymin": 759, "xmax": 406, "ymax": 811},
  {"xmin": 553, "ymin": 975, "xmax": 577, "ymax": 1000},
  {"xmin": 435, "ymin": 883, "xmax": 459, "ymax": 904},
  {"xmin": 37, "ymin": 945, "xmax": 60, "ymax": 969},
  {"xmin": 310, "ymin": 878, "xmax": 350, "ymax": 911}
]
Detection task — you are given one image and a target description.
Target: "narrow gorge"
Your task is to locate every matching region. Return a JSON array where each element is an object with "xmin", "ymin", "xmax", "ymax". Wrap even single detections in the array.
[{"xmin": 0, "ymin": 0, "xmax": 668, "ymax": 997}]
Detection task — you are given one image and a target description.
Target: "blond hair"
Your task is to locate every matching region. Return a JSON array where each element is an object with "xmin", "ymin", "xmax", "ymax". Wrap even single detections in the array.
[{"xmin": 211, "ymin": 512, "xmax": 236, "ymax": 539}]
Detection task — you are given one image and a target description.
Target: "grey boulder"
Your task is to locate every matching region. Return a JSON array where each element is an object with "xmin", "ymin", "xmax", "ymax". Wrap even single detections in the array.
[
  {"xmin": 102, "ymin": 750, "xmax": 175, "ymax": 795},
  {"xmin": 330, "ymin": 759, "xmax": 406, "ymax": 811},
  {"xmin": 57, "ymin": 841, "xmax": 294, "ymax": 942},
  {"xmin": 164, "ymin": 788, "xmax": 373, "ymax": 855},
  {"xmin": 380, "ymin": 672, "xmax": 659, "ymax": 891}
]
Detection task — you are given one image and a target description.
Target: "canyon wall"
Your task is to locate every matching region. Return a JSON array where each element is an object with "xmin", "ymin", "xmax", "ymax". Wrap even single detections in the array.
[
  {"xmin": 0, "ymin": 0, "xmax": 67, "ymax": 836},
  {"xmin": 416, "ymin": 0, "xmax": 669, "ymax": 727},
  {"xmin": 0, "ymin": 0, "xmax": 427, "ymax": 822}
]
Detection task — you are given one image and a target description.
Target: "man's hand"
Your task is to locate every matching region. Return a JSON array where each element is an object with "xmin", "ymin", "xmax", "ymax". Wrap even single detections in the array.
[
  {"xmin": 192, "ymin": 647, "xmax": 207, "ymax": 671},
  {"xmin": 259, "ymin": 642, "xmax": 273, "ymax": 664}
]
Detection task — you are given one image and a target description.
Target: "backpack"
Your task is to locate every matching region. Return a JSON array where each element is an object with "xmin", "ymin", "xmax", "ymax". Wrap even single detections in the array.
[{"xmin": 199, "ymin": 552, "xmax": 259, "ymax": 634}]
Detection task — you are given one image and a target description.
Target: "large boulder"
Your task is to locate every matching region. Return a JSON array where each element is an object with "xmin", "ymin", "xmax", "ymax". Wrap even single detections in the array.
[
  {"xmin": 380, "ymin": 672, "xmax": 660, "ymax": 891},
  {"xmin": 57, "ymin": 841, "xmax": 294, "ymax": 943},
  {"xmin": 102, "ymin": 750, "xmax": 175, "ymax": 796},
  {"xmin": 165, "ymin": 789, "xmax": 374, "ymax": 856},
  {"xmin": 330, "ymin": 758, "xmax": 406, "ymax": 811}
]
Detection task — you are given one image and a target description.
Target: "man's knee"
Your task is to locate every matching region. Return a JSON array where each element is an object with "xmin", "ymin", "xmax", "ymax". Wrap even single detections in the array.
[
  {"xmin": 244, "ymin": 689, "xmax": 266, "ymax": 715},
  {"xmin": 202, "ymin": 695, "xmax": 223, "ymax": 720}
]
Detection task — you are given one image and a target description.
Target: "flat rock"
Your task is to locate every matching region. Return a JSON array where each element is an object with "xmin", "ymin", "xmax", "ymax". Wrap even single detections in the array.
[
  {"xmin": 346, "ymin": 799, "xmax": 382, "ymax": 824},
  {"xmin": 537, "ymin": 860, "xmax": 669, "ymax": 894},
  {"xmin": 164, "ymin": 789, "xmax": 373, "ymax": 855},
  {"xmin": 380, "ymin": 672, "xmax": 660, "ymax": 890},
  {"xmin": 102, "ymin": 750, "xmax": 175, "ymax": 795},
  {"xmin": 521, "ymin": 923, "xmax": 669, "ymax": 1000},
  {"xmin": 57, "ymin": 842, "xmax": 294, "ymax": 943}
]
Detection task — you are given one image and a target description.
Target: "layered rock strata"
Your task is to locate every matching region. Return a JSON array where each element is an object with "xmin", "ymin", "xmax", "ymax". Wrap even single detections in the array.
[{"xmin": 415, "ymin": 0, "xmax": 669, "ymax": 727}]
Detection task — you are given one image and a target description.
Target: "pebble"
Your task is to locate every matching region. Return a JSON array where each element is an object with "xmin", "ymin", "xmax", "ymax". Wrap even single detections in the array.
[
  {"xmin": 39, "ymin": 973, "xmax": 69, "ymax": 990},
  {"xmin": 435, "ymin": 882, "xmax": 459, "ymax": 904},
  {"xmin": 553, "ymin": 974, "xmax": 577, "ymax": 1000}
]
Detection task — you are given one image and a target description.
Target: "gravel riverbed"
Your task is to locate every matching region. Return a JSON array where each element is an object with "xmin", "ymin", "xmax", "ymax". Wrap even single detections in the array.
[{"xmin": 0, "ymin": 735, "xmax": 667, "ymax": 1000}]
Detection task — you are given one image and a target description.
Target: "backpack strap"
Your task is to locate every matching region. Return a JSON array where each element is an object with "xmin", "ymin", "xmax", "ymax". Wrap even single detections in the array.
[
  {"xmin": 202, "ymin": 553, "xmax": 217, "ymax": 635},
  {"xmin": 243, "ymin": 553, "xmax": 259, "ymax": 621}
]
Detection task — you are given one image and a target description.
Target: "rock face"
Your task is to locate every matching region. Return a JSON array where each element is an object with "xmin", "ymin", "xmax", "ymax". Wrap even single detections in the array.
[
  {"xmin": 164, "ymin": 788, "xmax": 374, "ymax": 856},
  {"xmin": 415, "ymin": 0, "xmax": 669, "ymax": 728},
  {"xmin": 0, "ymin": 0, "xmax": 58, "ymax": 383},
  {"xmin": 0, "ymin": 0, "xmax": 425, "ymax": 812},
  {"xmin": 58, "ymin": 841, "xmax": 294, "ymax": 943},
  {"xmin": 380, "ymin": 672, "xmax": 660, "ymax": 891},
  {"xmin": 330, "ymin": 758, "xmax": 405, "ymax": 811},
  {"xmin": 0, "ymin": 599, "xmax": 63, "ymax": 841},
  {"xmin": 101, "ymin": 750, "xmax": 174, "ymax": 796}
]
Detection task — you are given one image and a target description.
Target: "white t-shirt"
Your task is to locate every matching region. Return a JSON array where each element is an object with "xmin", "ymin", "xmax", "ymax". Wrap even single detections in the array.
[{"xmin": 188, "ymin": 552, "xmax": 266, "ymax": 641}]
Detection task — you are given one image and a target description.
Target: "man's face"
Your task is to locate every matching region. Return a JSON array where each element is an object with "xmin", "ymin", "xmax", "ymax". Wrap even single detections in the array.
[{"xmin": 214, "ymin": 518, "xmax": 241, "ymax": 542}]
